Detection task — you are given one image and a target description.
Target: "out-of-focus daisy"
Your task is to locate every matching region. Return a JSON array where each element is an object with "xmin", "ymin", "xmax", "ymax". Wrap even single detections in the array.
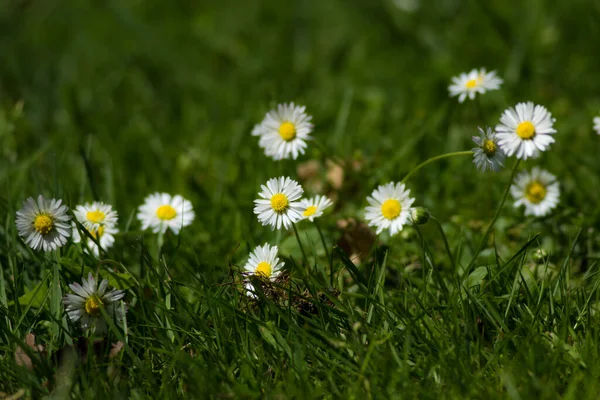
[
  {"xmin": 15, "ymin": 195, "xmax": 71, "ymax": 252},
  {"xmin": 300, "ymin": 195, "xmax": 333, "ymax": 222},
  {"xmin": 243, "ymin": 243, "xmax": 284, "ymax": 297},
  {"xmin": 365, "ymin": 182, "xmax": 415, "ymax": 235},
  {"xmin": 594, "ymin": 116, "xmax": 600, "ymax": 135},
  {"xmin": 511, "ymin": 167, "xmax": 560, "ymax": 217},
  {"xmin": 72, "ymin": 223, "xmax": 118, "ymax": 256},
  {"xmin": 472, "ymin": 126, "xmax": 505, "ymax": 172},
  {"xmin": 137, "ymin": 193, "xmax": 195, "ymax": 234},
  {"xmin": 253, "ymin": 177, "xmax": 305, "ymax": 230},
  {"xmin": 448, "ymin": 68, "xmax": 503, "ymax": 103},
  {"xmin": 256, "ymin": 102, "xmax": 313, "ymax": 160},
  {"xmin": 63, "ymin": 273, "xmax": 126, "ymax": 333},
  {"xmin": 73, "ymin": 202, "xmax": 118, "ymax": 232},
  {"xmin": 495, "ymin": 102, "xmax": 556, "ymax": 160}
]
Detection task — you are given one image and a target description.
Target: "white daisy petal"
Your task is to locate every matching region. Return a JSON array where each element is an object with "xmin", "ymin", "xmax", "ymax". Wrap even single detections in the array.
[
  {"xmin": 15, "ymin": 195, "xmax": 72, "ymax": 252},
  {"xmin": 448, "ymin": 68, "xmax": 503, "ymax": 103},
  {"xmin": 593, "ymin": 116, "xmax": 600, "ymax": 135},
  {"xmin": 364, "ymin": 182, "xmax": 416, "ymax": 236},
  {"xmin": 471, "ymin": 126, "xmax": 505, "ymax": 172},
  {"xmin": 511, "ymin": 167, "xmax": 560, "ymax": 217},
  {"xmin": 137, "ymin": 192, "xmax": 195, "ymax": 235},
  {"xmin": 253, "ymin": 177, "xmax": 305, "ymax": 230},
  {"xmin": 299, "ymin": 195, "xmax": 334, "ymax": 222}
]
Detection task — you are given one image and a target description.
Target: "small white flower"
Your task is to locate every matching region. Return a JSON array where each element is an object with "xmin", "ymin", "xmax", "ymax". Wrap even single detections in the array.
[
  {"xmin": 448, "ymin": 68, "xmax": 503, "ymax": 103},
  {"xmin": 594, "ymin": 116, "xmax": 600, "ymax": 135},
  {"xmin": 15, "ymin": 195, "xmax": 71, "ymax": 252},
  {"xmin": 365, "ymin": 182, "xmax": 415, "ymax": 236},
  {"xmin": 63, "ymin": 273, "xmax": 126, "ymax": 333},
  {"xmin": 73, "ymin": 202, "xmax": 118, "ymax": 232},
  {"xmin": 137, "ymin": 193, "xmax": 195, "ymax": 234},
  {"xmin": 243, "ymin": 243, "xmax": 284, "ymax": 298},
  {"xmin": 300, "ymin": 195, "xmax": 333, "ymax": 222},
  {"xmin": 255, "ymin": 102, "xmax": 313, "ymax": 160},
  {"xmin": 495, "ymin": 102, "xmax": 556, "ymax": 160},
  {"xmin": 253, "ymin": 177, "xmax": 305, "ymax": 230},
  {"xmin": 472, "ymin": 127, "xmax": 505, "ymax": 172},
  {"xmin": 511, "ymin": 167, "xmax": 560, "ymax": 217},
  {"xmin": 72, "ymin": 223, "xmax": 118, "ymax": 256}
]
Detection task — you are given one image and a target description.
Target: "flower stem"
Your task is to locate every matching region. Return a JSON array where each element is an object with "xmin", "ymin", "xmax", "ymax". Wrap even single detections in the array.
[
  {"xmin": 314, "ymin": 220, "xmax": 333, "ymax": 285},
  {"xmin": 466, "ymin": 159, "xmax": 521, "ymax": 273},
  {"xmin": 401, "ymin": 151, "xmax": 473, "ymax": 184},
  {"xmin": 292, "ymin": 223, "xmax": 309, "ymax": 269}
]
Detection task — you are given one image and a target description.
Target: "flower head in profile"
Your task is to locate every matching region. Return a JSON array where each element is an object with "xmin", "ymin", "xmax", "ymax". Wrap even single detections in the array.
[
  {"xmin": 448, "ymin": 68, "xmax": 503, "ymax": 103},
  {"xmin": 495, "ymin": 102, "xmax": 556, "ymax": 160},
  {"xmin": 365, "ymin": 182, "xmax": 415, "ymax": 236},
  {"xmin": 72, "ymin": 223, "xmax": 118, "ymax": 256},
  {"xmin": 243, "ymin": 243, "xmax": 285, "ymax": 298},
  {"xmin": 253, "ymin": 177, "xmax": 305, "ymax": 230},
  {"xmin": 73, "ymin": 202, "xmax": 118, "ymax": 232},
  {"xmin": 63, "ymin": 273, "xmax": 126, "ymax": 333},
  {"xmin": 472, "ymin": 127, "xmax": 505, "ymax": 172},
  {"xmin": 594, "ymin": 116, "xmax": 600, "ymax": 135},
  {"xmin": 137, "ymin": 193, "xmax": 195, "ymax": 234},
  {"xmin": 511, "ymin": 167, "xmax": 560, "ymax": 217},
  {"xmin": 300, "ymin": 195, "xmax": 333, "ymax": 222},
  {"xmin": 15, "ymin": 195, "xmax": 71, "ymax": 252},
  {"xmin": 255, "ymin": 103, "xmax": 313, "ymax": 160}
]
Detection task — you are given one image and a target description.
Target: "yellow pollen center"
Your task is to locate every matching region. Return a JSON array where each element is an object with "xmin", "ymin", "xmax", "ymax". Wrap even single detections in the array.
[
  {"xmin": 84, "ymin": 295, "xmax": 104, "ymax": 317},
  {"xmin": 525, "ymin": 181, "xmax": 547, "ymax": 204},
  {"xmin": 86, "ymin": 210, "xmax": 105, "ymax": 224},
  {"xmin": 256, "ymin": 261, "xmax": 272, "ymax": 277},
  {"xmin": 270, "ymin": 194, "xmax": 289, "ymax": 213},
  {"xmin": 33, "ymin": 215, "xmax": 53, "ymax": 235},
  {"xmin": 516, "ymin": 121, "xmax": 536, "ymax": 140},
  {"xmin": 156, "ymin": 205, "xmax": 177, "ymax": 220},
  {"xmin": 381, "ymin": 199, "xmax": 401, "ymax": 220},
  {"xmin": 483, "ymin": 140, "xmax": 497, "ymax": 155},
  {"xmin": 303, "ymin": 206, "xmax": 317, "ymax": 217},
  {"xmin": 89, "ymin": 225, "xmax": 105, "ymax": 240},
  {"xmin": 279, "ymin": 122, "xmax": 296, "ymax": 141},
  {"xmin": 465, "ymin": 79, "xmax": 478, "ymax": 89}
]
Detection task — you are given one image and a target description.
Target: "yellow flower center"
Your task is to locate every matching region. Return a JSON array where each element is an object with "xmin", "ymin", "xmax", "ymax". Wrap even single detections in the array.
[
  {"xmin": 33, "ymin": 215, "xmax": 53, "ymax": 235},
  {"xmin": 516, "ymin": 121, "xmax": 535, "ymax": 140},
  {"xmin": 465, "ymin": 79, "xmax": 478, "ymax": 89},
  {"xmin": 483, "ymin": 139, "xmax": 497, "ymax": 155},
  {"xmin": 255, "ymin": 261, "xmax": 272, "ymax": 277},
  {"xmin": 381, "ymin": 199, "xmax": 401, "ymax": 220},
  {"xmin": 279, "ymin": 122, "xmax": 296, "ymax": 141},
  {"xmin": 525, "ymin": 181, "xmax": 547, "ymax": 204},
  {"xmin": 89, "ymin": 225, "xmax": 105, "ymax": 240},
  {"xmin": 84, "ymin": 295, "xmax": 104, "ymax": 317},
  {"xmin": 270, "ymin": 194, "xmax": 289, "ymax": 213},
  {"xmin": 156, "ymin": 205, "xmax": 177, "ymax": 220},
  {"xmin": 303, "ymin": 205, "xmax": 317, "ymax": 217},
  {"xmin": 86, "ymin": 210, "xmax": 105, "ymax": 224}
]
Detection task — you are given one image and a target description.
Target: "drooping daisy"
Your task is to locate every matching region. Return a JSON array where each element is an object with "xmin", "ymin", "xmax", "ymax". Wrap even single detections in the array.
[
  {"xmin": 495, "ymin": 102, "xmax": 556, "ymax": 160},
  {"xmin": 594, "ymin": 116, "xmax": 600, "ymax": 135},
  {"xmin": 511, "ymin": 167, "xmax": 560, "ymax": 217},
  {"xmin": 300, "ymin": 195, "xmax": 333, "ymax": 222},
  {"xmin": 63, "ymin": 273, "xmax": 126, "ymax": 333},
  {"xmin": 256, "ymin": 102, "xmax": 313, "ymax": 160},
  {"xmin": 365, "ymin": 182, "xmax": 415, "ymax": 236},
  {"xmin": 137, "ymin": 193, "xmax": 195, "ymax": 234},
  {"xmin": 72, "ymin": 223, "xmax": 118, "ymax": 256},
  {"xmin": 472, "ymin": 126, "xmax": 505, "ymax": 172},
  {"xmin": 243, "ymin": 243, "xmax": 285, "ymax": 297},
  {"xmin": 448, "ymin": 68, "xmax": 503, "ymax": 103},
  {"xmin": 73, "ymin": 202, "xmax": 118, "ymax": 232},
  {"xmin": 15, "ymin": 195, "xmax": 71, "ymax": 252},
  {"xmin": 253, "ymin": 177, "xmax": 305, "ymax": 230}
]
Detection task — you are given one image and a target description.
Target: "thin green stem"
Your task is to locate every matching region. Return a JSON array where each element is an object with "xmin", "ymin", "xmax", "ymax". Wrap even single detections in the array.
[
  {"xmin": 314, "ymin": 220, "xmax": 333, "ymax": 285},
  {"xmin": 466, "ymin": 159, "xmax": 521, "ymax": 273},
  {"xmin": 401, "ymin": 151, "xmax": 473, "ymax": 184},
  {"xmin": 431, "ymin": 216, "xmax": 456, "ymax": 271},
  {"xmin": 292, "ymin": 223, "xmax": 309, "ymax": 269}
]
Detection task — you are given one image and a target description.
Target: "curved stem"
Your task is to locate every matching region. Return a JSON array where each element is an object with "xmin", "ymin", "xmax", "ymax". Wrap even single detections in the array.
[
  {"xmin": 292, "ymin": 223, "xmax": 309, "ymax": 268},
  {"xmin": 401, "ymin": 151, "xmax": 473, "ymax": 184},
  {"xmin": 314, "ymin": 220, "xmax": 333, "ymax": 285}
]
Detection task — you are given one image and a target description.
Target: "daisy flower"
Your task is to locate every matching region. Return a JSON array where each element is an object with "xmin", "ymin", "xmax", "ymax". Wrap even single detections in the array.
[
  {"xmin": 72, "ymin": 223, "xmax": 118, "ymax": 256},
  {"xmin": 253, "ymin": 177, "xmax": 305, "ymax": 230},
  {"xmin": 365, "ymin": 182, "xmax": 415, "ymax": 235},
  {"xmin": 511, "ymin": 167, "xmax": 560, "ymax": 217},
  {"xmin": 15, "ymin": 195, "xmax": 71, "ymax": 252},
  {"xmin": 256, "ymin": 102, "xmax": 313, "ymax": 160},
  {"xmin": 137, "ymin": 193, "xmax": 195, "ymax": 235},
  {"xmin": 594, "ymin": 116, "xmax": 600, "ymax": 135},
  {"xmin": 300, "ymin": 195, "xmax": 333, "ymax": 222},
  {"xmin": 63, "ymin": 273, "xmax": 126, "ymax": 333},
  {"xmin": 495, "ymin": 102, "xmax": 556, "ymax": 160},
  {"xmin": 448, "ymin": 68, "xmax": 503, "ymax": 103},
  {"xmin": 73, "ymin": 202, "xmax": 118, "ymax": 232},
  {"xmin": 243, "ymin": 243, "xmax": 285, "ymax": 297},
  {"xmin": 472, "ymin": 126, "xmax": 505, "ymax": 172}
]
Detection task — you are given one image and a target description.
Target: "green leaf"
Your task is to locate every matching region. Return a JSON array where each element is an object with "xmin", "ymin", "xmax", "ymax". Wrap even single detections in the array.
[
  {"xmin": 18, "ymin": 280, "xmax": 49, "ymax": 309},
  {"xmin": 465, "ymin": 266, "xmax": 488, "ymax": 288}
]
